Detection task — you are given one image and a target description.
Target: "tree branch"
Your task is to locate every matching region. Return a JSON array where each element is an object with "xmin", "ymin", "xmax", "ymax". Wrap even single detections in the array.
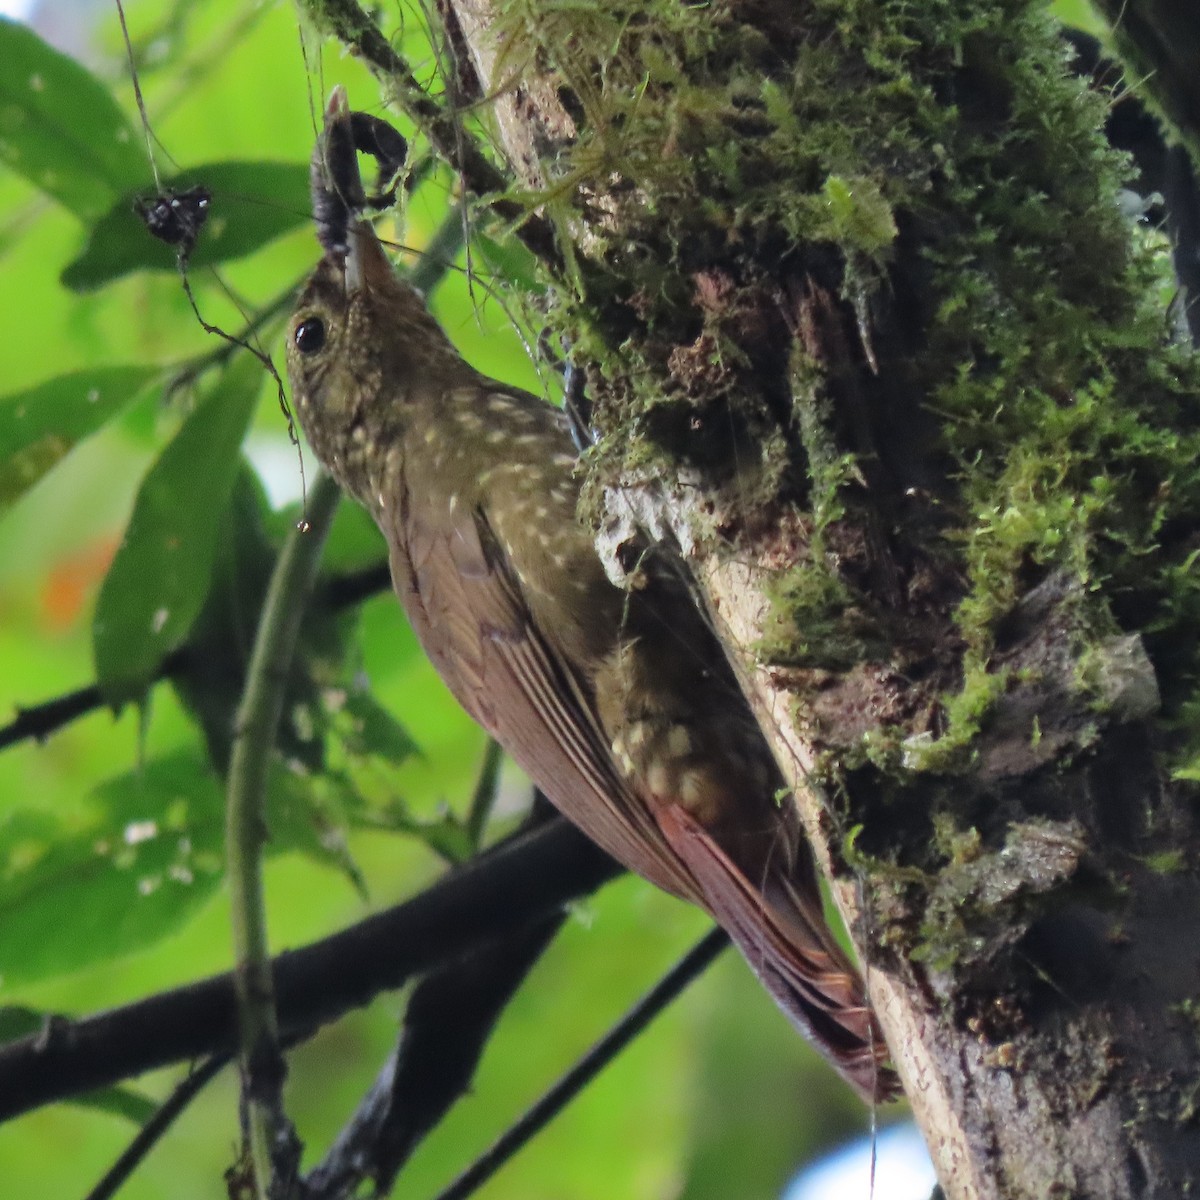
[
  {"xmin": 304, "ymin": 910, "xmax": 565, "ymax": 1197},
  {"xmin": 431, "ymin": 928, "xmax": 729, "ymax": 1200},
  {"xmin": 0, "ymin": 563, "xmax": 393, "ymax": 755},
  {"xmin": 0, "ymin": 817, "xmax": 621, "ymax": 1124},
  {"xmin": 83, "ymin": 1055, "xmax": 231, "ymax": 1200}
]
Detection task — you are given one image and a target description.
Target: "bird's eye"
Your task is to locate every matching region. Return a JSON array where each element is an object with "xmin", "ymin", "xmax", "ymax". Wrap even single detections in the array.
[{"xmin": 294, "ymin": 317, "xmax": 326, "ymax": 355}]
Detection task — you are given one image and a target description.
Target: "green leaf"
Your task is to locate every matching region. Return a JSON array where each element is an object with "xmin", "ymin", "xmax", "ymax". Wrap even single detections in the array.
[
  {"xmin": 0, "ymin": 1005, "xmax": 45, "ymax": 1041},
  {"xmin": 74, "ymin": 1085, "xmax": 159, "ymax": 1125},
  {"xmin": 62, "ymin": 160, "xmax": 311, "ymax": 291},
  {"xmin": 0, "ymin": 756, "xmax": 228, "ymax": 987},
  {"xmin": 336, "ymin": 689, "xmax": 420, "ymax": 766},
  {"xmin": 0, "ymin": 18, "xmax": 147, "ymax": 219},
  {"xmin": 0, "ymin": 366, "xmax": 161, "ymax": 516},
  {"xmin": 93, "ymin": 354, "xmax": 263, "ymax": 704},
  {"xmin": 170, "ymin": 461, "xmax": 280, "ymax": 772}
]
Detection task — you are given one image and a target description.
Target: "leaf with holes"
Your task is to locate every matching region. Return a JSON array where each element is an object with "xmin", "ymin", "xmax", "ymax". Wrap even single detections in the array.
[{"xmin": 0, "ymin": 366, "xmax": 161, "ymax": 517}]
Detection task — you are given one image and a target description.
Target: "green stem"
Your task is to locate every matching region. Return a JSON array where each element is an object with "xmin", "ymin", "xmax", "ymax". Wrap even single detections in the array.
[
  {"xmin": 465, "ymin": 740, "xmax": 504, "ymax": 850},
  {"xmin": 225, "ymin": 470, "xmax": 340, "ymax": 1198}
]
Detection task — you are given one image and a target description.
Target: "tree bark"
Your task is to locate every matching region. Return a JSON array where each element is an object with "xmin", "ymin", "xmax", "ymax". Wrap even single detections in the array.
[{"xmin": 438, "ymin": 1, "xmax": 1200, "ymax": 1196}]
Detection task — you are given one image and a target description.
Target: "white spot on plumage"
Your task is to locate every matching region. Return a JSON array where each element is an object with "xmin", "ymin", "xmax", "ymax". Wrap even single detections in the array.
[
  {"xmin": 667, "ymin": 725, "xmax": 692, "ymax": 758},
  {"xmin": 679, "ymin": 771, "xmax": 706, "ymax": 810},
  {"xmin": 628, "ymin": 722, "xmax": 648, "ymax": 750},
  {"xmin": 646, "ymin": 762, "xmax": 671, "ymax": 797},
  {"xmin": 612, "ymin": 736, "xmax": 635, "ymax": 777}
]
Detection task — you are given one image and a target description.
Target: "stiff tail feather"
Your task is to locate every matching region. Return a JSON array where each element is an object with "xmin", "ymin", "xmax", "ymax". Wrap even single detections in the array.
[{"xmin": 656, "ymin": 802, "xmax": 898, "ymax": 1102}]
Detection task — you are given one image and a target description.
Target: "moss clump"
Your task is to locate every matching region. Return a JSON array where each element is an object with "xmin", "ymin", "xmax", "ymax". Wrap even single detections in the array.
[{"xmin": 492, "ymin": 0, "xmax": 1200, "ymax": 769}]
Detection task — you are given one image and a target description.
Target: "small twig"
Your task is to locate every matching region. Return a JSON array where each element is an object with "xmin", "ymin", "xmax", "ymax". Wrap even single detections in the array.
[
  {"xmin": 176, "ymin": 271, "xmax": 310, "ymax": 525},
  {"xmin": 430, "ymin": 928, "xmax": 729, "ymax": 1200},
  {"xmin": 114, "ymin": 0, "xmax": 163, "ymax": 190},
  {"xmin": 166, "ymin": 282, "xmax": 300, "ymax": 400},
  {"xmin": 0, "ymin": 647, "xmax": 190, "ymax": 752},
  {"xmin": 82, "ymin": 1055, "xmax": 230, "ymax": 1200},
  {"xmin": 0, "ymin": 561, "xmax": 393, "ymax": 755}
]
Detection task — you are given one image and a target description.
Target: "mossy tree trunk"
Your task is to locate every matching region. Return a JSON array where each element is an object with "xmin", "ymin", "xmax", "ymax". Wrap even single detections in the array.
[{"xmin": 427, "ymin": 1, "xmax": 1200, "ymax": 1195}]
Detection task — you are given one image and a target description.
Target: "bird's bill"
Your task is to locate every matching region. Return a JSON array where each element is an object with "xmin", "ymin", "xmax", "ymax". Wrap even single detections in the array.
[{"xmin": 345, "ymin": 218, "xmax": 396, "ymax": 296}]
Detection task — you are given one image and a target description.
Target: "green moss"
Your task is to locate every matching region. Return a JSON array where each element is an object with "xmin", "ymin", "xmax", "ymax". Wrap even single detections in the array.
[
  {"xmin": 902, "ymin": 665, "xmax": 1011, "ymax": 774},
  {"xmin": 491, "ymin": 0, "xmax": 1200, "ymax": 770},
  {"xmin": 758, "ymin": 563, "xmax": 871, "ymax": 670},
  {"xmin": 1142, "ymin": 850, "xmax": 1188, "ymax": 875}
]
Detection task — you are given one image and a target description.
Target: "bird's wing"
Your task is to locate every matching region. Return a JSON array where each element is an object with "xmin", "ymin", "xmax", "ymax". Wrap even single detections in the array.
[
  {"xmin": 386, "ymin": 460, "xmax": 897, "ymax": 1101},
  {"xmin": 386, "ymin": 480, "xmax": 697, "ymax": 900}
]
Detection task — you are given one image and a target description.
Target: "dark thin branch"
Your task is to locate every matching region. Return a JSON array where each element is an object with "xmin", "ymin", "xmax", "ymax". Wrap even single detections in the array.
[
  {"xmin": 316, "ymin": 561, "xmax": 391, "ymax": 610},
  {"xmin": 305, "ymin": 910, "xmax": 565, "ymax": 1197},
  {"xmin": 82, "ymin": 1054, "xmax": 231, "ymax": 1200},
  {"xmin": 301, "ymin": 0, "xmax": 562, "ymax": 271},
  {"xmin": 303, "ymin": 750, "xmax": 553, "ymax": 1196},
  {"xmin": 0, "ymin": 562, "xmax": 393, "ymax": 754},
  {"xmin": 431, "ymin": 928, "xmax": 730, "ymax": 1200},
  {"xmin": 0, "ymin": 647, "xmax": 190, "ymax": 752},
  {"xmin": 0, "ymin": 817, "xmax": 621, "ymax": 1124}
]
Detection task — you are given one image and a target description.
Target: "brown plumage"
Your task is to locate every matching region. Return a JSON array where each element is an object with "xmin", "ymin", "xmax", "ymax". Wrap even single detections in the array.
[{"xmin": 285, "ymin": 88, "xmax": 896, "ymax": 1102}]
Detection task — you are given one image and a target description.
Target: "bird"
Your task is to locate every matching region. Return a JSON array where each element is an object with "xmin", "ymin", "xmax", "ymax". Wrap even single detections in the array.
[{"xmin": 285, "ymin": 86, "xmax": 896, "ymax": 1102}]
